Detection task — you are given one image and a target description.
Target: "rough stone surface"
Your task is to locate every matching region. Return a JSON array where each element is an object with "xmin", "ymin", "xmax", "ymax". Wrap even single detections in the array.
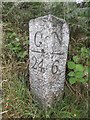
[{"xmin": 29, "ymin": 14, "xmax": 69, "ymax": 107}]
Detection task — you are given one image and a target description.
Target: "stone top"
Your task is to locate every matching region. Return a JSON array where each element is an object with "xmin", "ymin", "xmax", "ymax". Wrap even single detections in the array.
[{"xmin": 29, "ymin": 14, "xmax": 66, "ymax": 23}]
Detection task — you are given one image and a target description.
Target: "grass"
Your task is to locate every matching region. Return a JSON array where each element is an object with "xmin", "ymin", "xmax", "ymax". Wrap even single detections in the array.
[
  {"xmin": 1, "ymin": 2, "xmax": 89, "ymax": 119},
  {"xmin": 2, "ymin": 61, "xmax": 88, "ymax": 119},
  {"xmin": 2, "ymin": 20, "xmax": 89, "ymax": 120}
]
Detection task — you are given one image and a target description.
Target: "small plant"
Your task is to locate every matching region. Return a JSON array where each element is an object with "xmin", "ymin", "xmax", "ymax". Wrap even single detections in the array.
[
  {"xmin": 67, "ymin": 47, "xmax": 89, "ymax": 85},
  {"xmin": 6, "ymin": 32, "xmax": 28, "ymax": 61}
]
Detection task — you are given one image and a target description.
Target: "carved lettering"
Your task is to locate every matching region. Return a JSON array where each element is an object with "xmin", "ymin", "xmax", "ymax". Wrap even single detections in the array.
[{"xmin": 34, "ymin": 31, "xmax": 42, "ymax": 47}]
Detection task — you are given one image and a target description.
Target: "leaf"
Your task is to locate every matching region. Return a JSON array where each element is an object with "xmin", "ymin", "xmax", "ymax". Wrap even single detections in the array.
[
  {"xmin": 78, "ymin": 78, "xmax": 85, "ymax": 83},
  {"xmin": 9, "ymin": 32, "xmax": 16, "ymax": 38},
  {"xmin": 81, "ymin": 47, "xmax": 88, "ymax": 53},
  {"xmin": 21, "ymin": 51, "xmax": 27, "ymax": 58},
  {"xmin": 68, "ymin": 71, "xmax": 75, "ymax": 76},
  {"xmin": 73, "ymin": 56, "xmax": 79, "ymax": 63},
  {"xmin": 75, "ymin": 71, "xmax": 84, "ymax": 78},
  {"xmin": 68, "ymin": 61, "xmax": 76, "ymax": 69},
  {"xmin": 69, "ymin": 78, "xmax": 76, "ymax": 84},
  {"xmin": 75, "ymin": 64, "xmax": 84, "ymax": 71},
  {"xmin": 85, "ymin": 78, "xmax": 89, "ymax": 82}
]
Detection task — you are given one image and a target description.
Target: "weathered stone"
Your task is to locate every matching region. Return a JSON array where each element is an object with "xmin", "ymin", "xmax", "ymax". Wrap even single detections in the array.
[{"xmin": 29, "ymin": 14, "xmax": 69, "ymax": 107}]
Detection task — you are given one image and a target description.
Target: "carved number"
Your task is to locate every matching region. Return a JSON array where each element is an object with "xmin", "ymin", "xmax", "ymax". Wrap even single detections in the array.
[
  {"xmin": 31, "ymin": 56, "xmax": 37, "ymax": 69},
  {"xmin": 38, "ymin": 59, "xmax": 45, "ymax": 73},
  {"xmin": 31, "ymin": 56, "xmax": 45, "ymax": 73},
  {"xmin": 32, "ymin": 57, "xmax": 60, "ymax": 74},
  {"xmin": 52, "ymin": 60, "xmax": 59, "ymax": 74}
]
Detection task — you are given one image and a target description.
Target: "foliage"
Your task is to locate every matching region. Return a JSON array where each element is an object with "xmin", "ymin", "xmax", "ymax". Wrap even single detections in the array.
[
  {"xmin": 5, "ymin": 31, "xmax": 28, "ymax": 61},
  {"xmin": 2, "ymin": 70, "xmax": 88, "ymax": 118},
  {"xmin": 2, "ymin": 1, "xmax": 89, "ymax": 119},
  {"xmin": 67, "ymin": 47, "xmax": 89, "ymax": 85}
]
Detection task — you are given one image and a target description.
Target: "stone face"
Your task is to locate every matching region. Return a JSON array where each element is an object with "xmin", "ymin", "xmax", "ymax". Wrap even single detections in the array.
[{"xmin": 29, "ymin": 15, "xmax": 69, "ymax": 107}]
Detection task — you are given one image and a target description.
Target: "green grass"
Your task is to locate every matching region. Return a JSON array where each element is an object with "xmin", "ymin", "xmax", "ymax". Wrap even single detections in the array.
[
  {"xmin": 2, "ymin": 66, "xmax": 88, "ymax": 119},
  {"xmin": 2, "ymin": 2, "xmax": 89, "ymax": 119},
  {"xmin": 2, "ymin": 60, "xmax": 88, "ymax": 119}
]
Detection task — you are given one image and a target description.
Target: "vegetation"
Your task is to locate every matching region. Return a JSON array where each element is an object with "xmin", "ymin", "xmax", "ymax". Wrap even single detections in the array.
[
  {"xmin": 68, "ymin": 47, "xmax": 89, "ymax": 85},
  {"xmin": 1, "ymin": 1, "xmax": 89, "ymax": 119}
]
